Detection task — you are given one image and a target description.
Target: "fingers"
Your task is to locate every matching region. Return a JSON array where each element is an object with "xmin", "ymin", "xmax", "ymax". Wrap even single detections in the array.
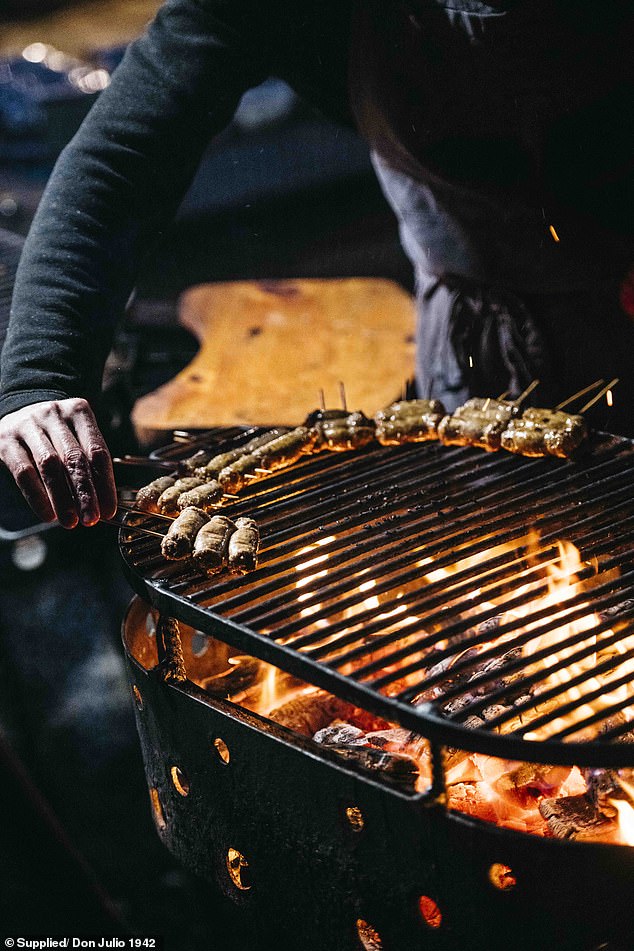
[
  {"xmin": 67, "ymin": 400, "xmax": 117, "ymax": 520},
  {"xmin": 0, "ymin": 398, "xmax": 116, "ymax": 528},
  {"xmin": 26, "ymin": 424, "xmax": 81, "ymax": 529},
  {"xmin": 0, "ymin": 438, "xmax": 56, "ymax": 524}
]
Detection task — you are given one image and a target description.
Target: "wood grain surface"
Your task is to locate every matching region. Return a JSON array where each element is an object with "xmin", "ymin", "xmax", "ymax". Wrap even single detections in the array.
[{"xmin": 131, "ymin": 278, "xmax": 416, "ymax": 441}]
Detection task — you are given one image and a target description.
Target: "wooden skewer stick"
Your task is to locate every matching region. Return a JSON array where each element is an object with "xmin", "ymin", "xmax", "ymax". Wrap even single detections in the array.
[
  {"xmin": 319, "ymin": 388, "xmax": 326, "ymax": 412},
  {"xmin": 556, "ymin": 378, "xmax": 604, "ymax": 411},
  {"xmin": 254, "ymin": 467, "xmax": 273, "ymax": 475},
  {"xmin": 579, "ymin": 378, "xmax": 619, "ymax": 415},
  {"xmin": 512, "ymin": 379, "xmax": 540, "ymax": 406},
  {"xmin": 339, "ymin": 380, "xmax": 348, "ymax": 412}
]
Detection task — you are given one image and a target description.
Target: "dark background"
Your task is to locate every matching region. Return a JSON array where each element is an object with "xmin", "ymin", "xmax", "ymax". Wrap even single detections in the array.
[{"xmin": 0, "ymin": 1, "xmax": 410, "ymax": 944}]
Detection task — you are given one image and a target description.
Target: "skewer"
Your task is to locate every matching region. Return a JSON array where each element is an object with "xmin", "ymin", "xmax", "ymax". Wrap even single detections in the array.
[
  {"xmin": 254, "ymin": 467, "xmax": 273, "ymax": 475},
  {"xmin": 512, "ymin": 379, "xmax": 540, "ymax": 405},
  {"xmin": 113, "ymin": 455, "xmax": 177, "ymax": 471},
  {"xmin": 101, "ymin": 516, "xmax": 165, "ymax": 539},
  {"xmin": 339, "ymin": 381, "xmax": 348, "ymax": 412},
  {"xmin": 318, "ymin": 388, "xmax": 326, "ymax": 412},
  {"xmin": 579, "ymin": 378, "xmax": 619, "ymax": 414},
  {"xmin": 116, "ymin": 503, "xmax": 174, "ymax": 521},
  {"xmin": 556, "ymin": 379, "xmax": 603, "ymax": 411}
]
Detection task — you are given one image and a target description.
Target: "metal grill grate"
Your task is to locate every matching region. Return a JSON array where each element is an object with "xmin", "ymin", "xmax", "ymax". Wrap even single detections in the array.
[{"xmin": 120, "ymin": 429, "xmax": 634, "ymax": 767}]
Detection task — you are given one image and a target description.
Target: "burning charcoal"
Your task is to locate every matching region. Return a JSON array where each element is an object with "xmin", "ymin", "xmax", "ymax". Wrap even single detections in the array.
[
  {"xmin": 313, "ymin": 723, "xmax": 366, "ymax": 746},
  {"xmin": 329, "ymin": 745, "xmax": 419, "ymax": 793},
  {"xmin": 268, "ymin": 690, "xmax": 353, "ymax": 737},
  {"xmin": 481, "ymin": 703, "xmax": 514, "ymax": 721},
  {"xmin": 442, "ymin": 694, "xmax": 477, "ymax": 717},
  {"xmin": 363, "ymin": 728, "xmax": 413, "ymax": 750},
  {"xmin": 200, "ymin": 655, "xmax": 261, "ymax": 698},
  {"xmin": 599, "ymin": 599, "xmax": 634, "ymax": 623},
  {"xmin": 463, "ymin": 715, "xmax": 486, "ymax": 730},
  {"xmin": 539, "ymin": 795, "xmax": 616, "ymax": 840}
]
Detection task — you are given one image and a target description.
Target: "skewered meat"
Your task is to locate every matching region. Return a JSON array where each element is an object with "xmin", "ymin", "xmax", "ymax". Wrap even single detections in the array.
[
  {"xmin": 135, "ymin": 475, "xmax": 176, "ymax": 513},
  {"xmin": 500, "ymin": 408, "xmax": 587, "ymax": 458},
  {"xmin": 193, "ymin": 514, "xmax": 236, "ymax": 574},
  {"xmin": 161, "ymin": 506, "xmax": 210, "ymax": 560},
  {"xmin": 318, "ymin": 411, "xmax": 375, "ymax": 451},
  {"xmin": 157, "ymin": 476, "xmax": 204, "ymax": 514},
  {"xmin": 438, "ymin": 397, "xmax": 518, "ymax": 451},
  {"xmin": 253, "ymin": 426, "xmax": 318, "ymax": 468},
  {"xmin": 219, "ymin": 427, "xmax": 317, "ymax": 492},
  {"xmin": 177, "ymin": 479, "xmax": 223, "ymax": 512},
  {"xmin": 193, "ymin": 429, "xmax": 288, "ymax": 479},
  {"xmin": 374, "ymin": 398, "xmax": 446, "ymax": 445},
  {"xmin": 218, "ymin": 453, "xmax": 262, "ymax": 493},
  {"xmin": 228, "ymin": 516, "xmax": 260, "ymax": 573}
]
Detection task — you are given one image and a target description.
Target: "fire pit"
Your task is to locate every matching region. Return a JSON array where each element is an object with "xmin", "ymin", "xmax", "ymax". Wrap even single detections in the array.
[{"xmin": 119, "ymin": 428, "xmax": 634, "ymax": 951}]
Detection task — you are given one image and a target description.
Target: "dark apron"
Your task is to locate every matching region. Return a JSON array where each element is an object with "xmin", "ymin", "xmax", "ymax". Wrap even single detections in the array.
[{"xmin": 350, "ymin": 0, "xmax": 634, "ymax": 434}]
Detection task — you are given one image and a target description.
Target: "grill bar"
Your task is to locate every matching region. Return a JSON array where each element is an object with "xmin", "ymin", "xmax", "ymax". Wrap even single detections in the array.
[{"xmin": 120, "ymin": 430, "xmax": 634, "ymax": 767}]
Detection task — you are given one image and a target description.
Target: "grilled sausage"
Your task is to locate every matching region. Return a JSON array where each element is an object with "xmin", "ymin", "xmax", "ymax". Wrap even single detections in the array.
[
  {"xmin": 318, "ymin": 411, "xmax": 375, "ymax": 452},
  {"xmin": 157, "ymin": 476, "xmax": 204, "ymax": 514},
  {"xmin": 501, "ymin": 408, "xmax": 587, "ymax": 458},
  {"xmin": 218, "ymin": 453, "xmax": 261, "ymax": 493},
  {"xmin": 192, "ymin": 514, "xmax": 236, "ymax": 574},
  {"xmin": 438, "ymin": 398, "xmax": 518, "ymax": 452},
  {"xmin": 253, "ymin": 426, "xmax": 318, "ymax": 469},
  {"xmin": 228, "ymin": 516, "xmax": 260, "ymax": 573},
  {"xmin": 161, "ymin": 506, "xmax": 210, "ymax": 560},
  {"xmin": 193, "ymin": 429, "xmax": 289, "ymax": 479},
  {"xmin": 374, "ymin": 399, "xmax": 446, "ymax": 445},
  {"xmin": 177, "ymin": 479, "xmax": 223, "ymax": 511},
  {"xmin": 136, "ymin": 475, "xmax": 176, "ymax": 513}
]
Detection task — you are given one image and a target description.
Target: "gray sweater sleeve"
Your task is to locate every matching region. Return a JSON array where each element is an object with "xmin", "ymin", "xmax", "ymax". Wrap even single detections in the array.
[{"xmin": 0, "ymin": 0, "xmax": 273, "ymax": 418}]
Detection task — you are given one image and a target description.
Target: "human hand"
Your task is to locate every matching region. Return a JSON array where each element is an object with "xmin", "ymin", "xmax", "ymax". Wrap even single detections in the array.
[{"xmin": 0, "ymin": 398, "xmax": 117, "ymax": 528}]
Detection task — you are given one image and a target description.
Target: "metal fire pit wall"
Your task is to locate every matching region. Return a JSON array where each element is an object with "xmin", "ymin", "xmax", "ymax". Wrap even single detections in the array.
[{"xmin": 119, "ymin": 429, "xmax": 634, "ymax": 951}]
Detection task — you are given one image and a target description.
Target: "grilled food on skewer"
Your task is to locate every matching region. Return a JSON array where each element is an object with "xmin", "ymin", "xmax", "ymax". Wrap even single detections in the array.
[
  {"xmin": 374, "ymin": 399, "xmax": 446, "ymax": 445},
  {"xmin": 193, "ymin": 514, "xmax": 236, "ymax": 574},
  {"xmin": 157, "ymin": 476, "xmax": 204, "ymax": 514},
  {"xmin": 219, "ymin": 427, "xmax": 318, "ymax": 492},
  {"xmin": 310, "ymin": 410, "xmax": 375, "ymax": 451},
  {"xmin": 135, "ymin": 475, "xmax": 176, "ymax": 513},
  {"xmin": 177, "ymin": 479, "xmax": 223, "ymax": 512},
  {"xmin": 438, "ymin": 398, "xmax": 519, "ymax": 452},
  {"xmin": 228, "ymin": 516, "xmax": 260, "ymax": 573},
  {"xmin": 192, "ymin": 429, "xmax": 289, "ymax": 479},
  {"xmin": 161, "ymin": 506, "xmax": 210, "ymax": 560},
  {"xmin": 500, "ymin": 408, "xmax": 587, "ymax": 458}
]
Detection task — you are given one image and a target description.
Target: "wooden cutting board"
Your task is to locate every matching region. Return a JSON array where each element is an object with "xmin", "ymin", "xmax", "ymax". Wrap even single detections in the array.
[{"xmin": 131, "ymin": 278, "xmax": 416, "ymax": 442}]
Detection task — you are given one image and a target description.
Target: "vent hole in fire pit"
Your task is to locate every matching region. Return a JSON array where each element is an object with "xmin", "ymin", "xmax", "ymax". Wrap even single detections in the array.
[
  {"xmin": 190, "ymin": 631, "xmax": 209, "ymax": 656},
  {"xmin": 170, "ymin": 765, "xmax": 190, "ymax": 797},
  {"xmin": 418, "ymin": 895, "xmax": 442, "ymax": 929},
  {"xmin": 149, "ymin": 787, "xmax": 166, "ymax": 831},
  {"xmin": 132, "ymin": 685, "xmax": 143, "ymax": 711},
  {"xmin": 226, "ymin": 848, "xmax": 252, "ymax": 891},
  {"xmin": 355, "ymin": 919, "xmax": 382, "ymax": 950},
  {"xmin": 488, "ymin": 863, "xmax": 517, "ymax": 891},
  {"xmin": 213, "ymin": 738, "xmax": 231, "ymax": 765},
  {"xmin": 345, "ymin": 805, "xmax": 365, "ymax": 832}
]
